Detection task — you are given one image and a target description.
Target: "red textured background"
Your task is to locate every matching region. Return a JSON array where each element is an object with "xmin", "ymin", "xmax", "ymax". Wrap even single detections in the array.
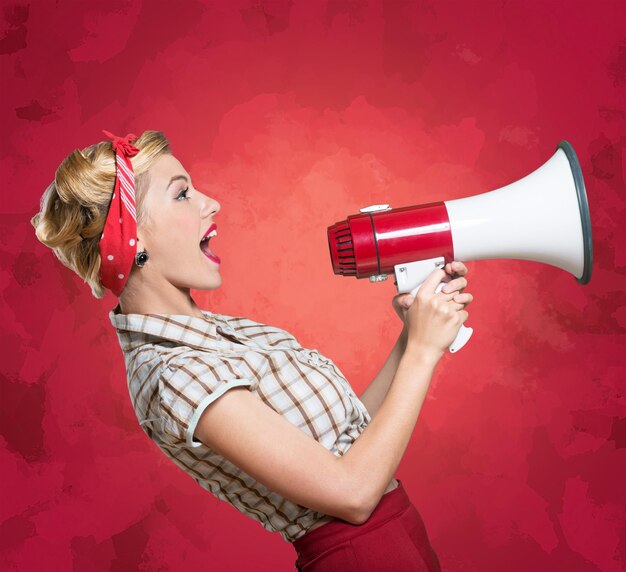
[{"xmin": 2, "ymin": 1, "xmax": 625, "ymax": 570}]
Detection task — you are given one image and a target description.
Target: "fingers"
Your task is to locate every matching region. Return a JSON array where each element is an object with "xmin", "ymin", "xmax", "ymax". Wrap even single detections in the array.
[
  {"xmin": 449, "ymin": 300, "xmax": 466, "ymax": 312},
  {"xmin": 393, "ymin": 292, "xmax": 415, "ymax": 309},
  {"xmin": 397, "ymin": 294, "xmax": 414, "ymax": 308},
  {"xmin": 442, "ymin": 275, "xmax": 468, "ymax": 294},
  {"xmin": 451, "ymin": 292, "xmax": 473, "ymax": 306},
  {"xmin": 444, "ymin": 289, "xmax": 472, "ymax": 309},
  {"xmin": 436, "ymin": 292, "xmax": 473, "ymax": 316},
  {"xmin": 444, "ymin": 260, "xmax": 468, "ymax": 277},
  {"xmin": 401, "ymin": 290, "xmax": 473, "ymax": 310},
  {"xmin": 420, "ymin": 267, "xmax": 447, "ymax": 296},
  {"xmin": 399, "ymin": 261, "xmax": 470, "ymax": 305}
]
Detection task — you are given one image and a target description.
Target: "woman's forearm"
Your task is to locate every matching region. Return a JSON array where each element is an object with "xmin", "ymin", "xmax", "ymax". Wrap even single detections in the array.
[
  {"xmin": 342, "ymin": 347, "xmax": 441, "ymax": 522},
  {"xmin": 357, "ymin": 327, "xmax": 408, "ymax": 419}
]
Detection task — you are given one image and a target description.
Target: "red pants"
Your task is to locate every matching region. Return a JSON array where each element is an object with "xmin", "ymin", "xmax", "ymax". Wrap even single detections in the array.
[{"xmin": 292, "ymin": 480, "xmax": 441, "ymax": 571}]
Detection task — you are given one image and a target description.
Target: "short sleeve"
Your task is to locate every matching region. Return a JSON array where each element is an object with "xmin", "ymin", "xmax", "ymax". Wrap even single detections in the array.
[{"xmin": 159, "ymin": 351, "xmax": 253, "ymax": 448}]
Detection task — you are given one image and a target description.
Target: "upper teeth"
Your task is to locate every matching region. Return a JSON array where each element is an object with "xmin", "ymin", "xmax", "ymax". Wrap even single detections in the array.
[{"xmin": 202, "ymin": 229, "xmax": 217, "ymax": 241}]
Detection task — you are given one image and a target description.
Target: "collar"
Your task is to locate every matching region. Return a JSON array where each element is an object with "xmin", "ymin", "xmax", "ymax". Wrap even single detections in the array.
[{"xmin": 108, "ymin": 303, "xmax": 245, "ymax": 353}]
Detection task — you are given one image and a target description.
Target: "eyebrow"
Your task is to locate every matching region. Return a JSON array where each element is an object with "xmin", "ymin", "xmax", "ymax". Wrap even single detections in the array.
[{"xmin": 166, "ymin": 175, "xmax": 189, "ymax": 190}]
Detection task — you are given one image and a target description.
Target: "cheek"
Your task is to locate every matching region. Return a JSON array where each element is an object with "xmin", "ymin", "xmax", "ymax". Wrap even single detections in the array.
[
  {"xmin": 173, "ymin": 217, "xmax": 188, "ymax": 234},
  {"xmin": 151, "ymin": 217, "xmax": 190, "ymax": 253},
  {"xmin": 172, "ymin": 216, "xmax": 199, "ymax": 255},
  {"xmin": 169, "ymin": 211, "xmax": 192, "ymax": 236}
]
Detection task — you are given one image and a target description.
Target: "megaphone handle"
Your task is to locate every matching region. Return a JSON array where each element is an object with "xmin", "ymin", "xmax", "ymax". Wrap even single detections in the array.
[
  {"xmin": 409, "ymin": 282, "xmax": 473, "ymax": 353},
  {"xmin": 449, "ymin": 324, "xmax": 473, "ymax": 353}
]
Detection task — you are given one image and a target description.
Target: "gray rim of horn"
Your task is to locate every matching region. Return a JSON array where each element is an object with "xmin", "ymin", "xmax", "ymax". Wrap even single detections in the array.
[{"xmin": 557, "ymin": 140, "xmax": 593, "ymax": 285}]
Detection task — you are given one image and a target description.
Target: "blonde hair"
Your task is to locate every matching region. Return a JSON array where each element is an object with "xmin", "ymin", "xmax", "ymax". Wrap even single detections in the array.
[{"xmin": 31, "ymin": 130, "xmax": 171, "ymax": 299}]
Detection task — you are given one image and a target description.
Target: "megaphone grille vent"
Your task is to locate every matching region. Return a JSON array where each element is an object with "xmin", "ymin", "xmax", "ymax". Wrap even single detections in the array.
[{"xmin": 328, "ymin": 220, "xmax": 357, "ymax": 275}]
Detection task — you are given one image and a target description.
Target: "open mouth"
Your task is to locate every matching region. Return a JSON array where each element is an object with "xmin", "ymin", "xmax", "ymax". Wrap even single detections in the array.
[{"xmin": 200, "ymin": 225, "xmax": 221, "ymax": 264}]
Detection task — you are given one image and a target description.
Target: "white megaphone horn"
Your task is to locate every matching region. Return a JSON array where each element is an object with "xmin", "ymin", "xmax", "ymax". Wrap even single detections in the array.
[{"xmin": 327, "ymin": 140, "xmax": 593, "ymax": 353}]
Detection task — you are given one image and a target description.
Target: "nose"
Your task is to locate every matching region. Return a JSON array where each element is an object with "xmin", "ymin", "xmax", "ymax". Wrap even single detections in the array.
[{"xmin": 201, "ymin": 194, "xmax": 220, "ymax": 218}]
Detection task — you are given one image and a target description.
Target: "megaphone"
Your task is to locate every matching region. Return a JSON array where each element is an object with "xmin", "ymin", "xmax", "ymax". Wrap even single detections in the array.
[{"xmin": 327, "ymin": 140, "xmax": 593, "ymax": 353}]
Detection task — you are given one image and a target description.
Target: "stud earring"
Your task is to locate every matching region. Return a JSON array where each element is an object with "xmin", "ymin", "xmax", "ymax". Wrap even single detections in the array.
[{"xmin": 135, "ymin": 250, "xmax": 149, "ymax": 267}]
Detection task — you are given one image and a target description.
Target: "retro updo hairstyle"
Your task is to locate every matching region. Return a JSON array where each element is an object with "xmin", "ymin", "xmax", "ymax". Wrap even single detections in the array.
[{"xmin": 31, "ymin": 130, "xmax": 171, "ymax": 299}]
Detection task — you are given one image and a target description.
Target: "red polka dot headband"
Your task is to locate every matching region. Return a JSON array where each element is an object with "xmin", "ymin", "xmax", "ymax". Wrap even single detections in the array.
[{"xmin": 99, "ymin": 129, "xmax": 140, "ymax": 297}]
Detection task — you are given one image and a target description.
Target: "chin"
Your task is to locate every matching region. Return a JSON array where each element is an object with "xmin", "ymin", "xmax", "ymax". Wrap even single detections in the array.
[{"xmin": 200, "ymin": 275, "xmax": 222, "ymax": 290}]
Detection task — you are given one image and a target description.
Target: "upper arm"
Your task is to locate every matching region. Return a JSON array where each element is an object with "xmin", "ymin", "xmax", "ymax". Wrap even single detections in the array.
[
  {"xmin": 158, "ymin": 351, "xmax": 362, "ymax": 524},
  {"xmin": 193, "ymin": 387, "xmax": 362, "ymax": 524}
]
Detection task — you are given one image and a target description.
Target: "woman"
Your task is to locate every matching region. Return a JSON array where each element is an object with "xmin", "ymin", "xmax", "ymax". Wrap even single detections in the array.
[{"xmin": 32, "ymin": 130, "xmax": 472, "ymax": 571}]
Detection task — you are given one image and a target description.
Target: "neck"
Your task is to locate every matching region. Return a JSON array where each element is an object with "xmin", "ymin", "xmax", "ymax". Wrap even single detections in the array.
[{"xmin": 118, "ymin": 277, "xmax": 205, "ymax": 318}]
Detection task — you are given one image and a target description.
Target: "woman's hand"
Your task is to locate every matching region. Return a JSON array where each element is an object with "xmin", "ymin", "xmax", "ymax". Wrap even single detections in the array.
[{"xmin": 392, "ymin": 261, "xmax": 473, "ymax": 340}]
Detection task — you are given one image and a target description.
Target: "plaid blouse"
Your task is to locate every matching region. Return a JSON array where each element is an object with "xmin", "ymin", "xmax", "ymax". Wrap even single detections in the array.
[{"xmin": 109, "ymin": 303, "xmax": 373, "ymax": 543}]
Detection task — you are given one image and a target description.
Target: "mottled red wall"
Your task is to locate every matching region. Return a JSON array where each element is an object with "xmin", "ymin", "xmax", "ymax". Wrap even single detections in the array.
[{"xmin": 2, "ymin": 1, "xmax": 625, "ymax": 570}]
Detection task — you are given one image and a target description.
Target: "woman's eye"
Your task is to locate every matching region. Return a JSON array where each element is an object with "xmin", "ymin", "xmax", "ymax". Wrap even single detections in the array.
[{"xmin": 176, "ymin": 188, "xmax": 190, "ymax": 201}]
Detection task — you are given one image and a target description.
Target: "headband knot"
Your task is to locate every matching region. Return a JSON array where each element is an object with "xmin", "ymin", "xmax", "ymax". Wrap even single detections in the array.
[{"xmin": 102, "ymin": 129, "xmax": 140, "ymax": 157}]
